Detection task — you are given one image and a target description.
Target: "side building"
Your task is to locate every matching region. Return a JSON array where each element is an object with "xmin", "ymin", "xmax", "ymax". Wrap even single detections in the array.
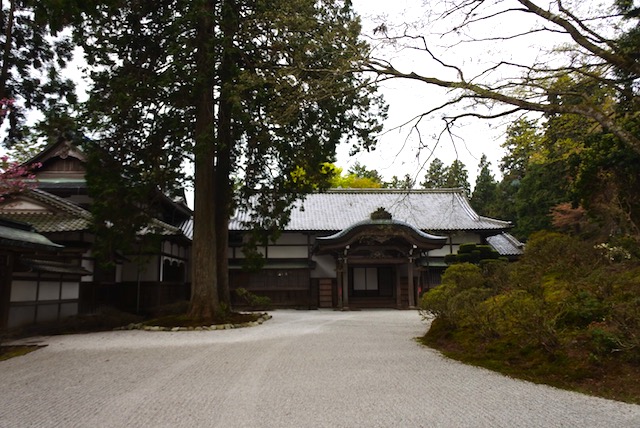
[
  {"xmin": 228, "ymin": 189, "xmax": 523, "ymax": 309},
  {"xmin": 0, "ymin": 139, "xmax": 193, "ymax": 329}
]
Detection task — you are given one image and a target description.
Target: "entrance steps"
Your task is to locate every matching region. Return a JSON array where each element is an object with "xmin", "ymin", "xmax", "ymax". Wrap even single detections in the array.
[{"xmin": 348, "ymin": 297, "xmax": 397, "ymax": 309}]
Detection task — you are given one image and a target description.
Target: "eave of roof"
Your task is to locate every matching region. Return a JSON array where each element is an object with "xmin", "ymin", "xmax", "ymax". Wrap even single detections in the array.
[
  {"xmin": 21, "ymin": 258, "xmax": 91, "ymax": 275},
  {"xmin": 317, "ymin": 218, "xmax": 447, "ymax": 242},
  {"xmin": 0, "ymin": 222, "xmax": 63, "ymax": 250},
  {"xmin": 22, "ymin": 139, "xmax": 87, "ymax": 166}
]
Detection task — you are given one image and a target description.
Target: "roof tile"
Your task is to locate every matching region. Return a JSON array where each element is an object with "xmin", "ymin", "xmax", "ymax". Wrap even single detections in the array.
[{"xmin": 230, "ymin": 189, "xmax": 512, "ymax": 232}]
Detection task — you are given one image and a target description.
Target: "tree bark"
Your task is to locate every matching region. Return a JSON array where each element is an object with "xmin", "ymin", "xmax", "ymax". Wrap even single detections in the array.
[
  {"xmin": 215, "ymin": 0, "xmax": 239, "ymax": 308},
  {"xmin": 189, "ymin": 0, "xmax": 219, "ymax": 322}
]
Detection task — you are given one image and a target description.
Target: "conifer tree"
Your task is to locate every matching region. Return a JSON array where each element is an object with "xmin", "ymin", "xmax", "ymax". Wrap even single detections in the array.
[
  {"xmin": 420, "ymin": 158, "xmax": 448, "ymax": 189},
  {"xmin": 470, "ymin": 155, "xmax": 497, "ymax": 216},
  {"xmin": 77, "ymin": 0, "xmax": 385, "ymax": 321}
]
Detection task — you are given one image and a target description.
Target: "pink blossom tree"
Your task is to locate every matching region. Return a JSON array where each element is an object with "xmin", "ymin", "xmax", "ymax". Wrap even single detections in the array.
[{"xmin": 0, "ymin": 98, "xmax": 39, "ymax": 202}]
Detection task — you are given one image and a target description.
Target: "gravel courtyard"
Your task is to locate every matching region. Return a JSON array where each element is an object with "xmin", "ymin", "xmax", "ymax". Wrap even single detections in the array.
[{"xmin": 1, "ymin": 310, "xmax": 639, "ymax": 428}]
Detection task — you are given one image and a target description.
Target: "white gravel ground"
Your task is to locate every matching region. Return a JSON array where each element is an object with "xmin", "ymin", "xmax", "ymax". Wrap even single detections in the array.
[{"xmin": 1, "ymin": 309, "xmax": 639, "ymax": 428}]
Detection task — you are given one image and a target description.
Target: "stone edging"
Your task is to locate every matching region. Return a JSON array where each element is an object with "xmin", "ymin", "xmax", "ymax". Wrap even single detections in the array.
[{"xmin": 115, "ymin": 313, "xmax": 272, "ymax": 332}]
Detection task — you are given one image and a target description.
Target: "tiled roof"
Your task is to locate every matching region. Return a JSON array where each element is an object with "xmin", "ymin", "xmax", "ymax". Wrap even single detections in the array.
[
  {"xmin": 21, "ymin": 258, "xmax": 92, "ymax": 275},
  {"xmin": 317, "ymin": 219, "xmax": 447, "ymax": 242},
  {"xmin": 1, "ymin": 189, "xmax": 183, "ymax": 237},
  {"xmin": 0, "ymin": 219, "xmax": 63, "ymax": 250},
  {"xmin": 230, "ymin": 189, "xmax": 512, "ymax": 232},
  {"xmin": 146, "ymin": 218, "xmax": 182, "ymax": 236},
  {"xmin": 486, "ymin": 232, "xmax": 525, "ymax": 256},
  {"xmin": 0, "ymin": 189, "xmax": 92, "ymax": 233}
]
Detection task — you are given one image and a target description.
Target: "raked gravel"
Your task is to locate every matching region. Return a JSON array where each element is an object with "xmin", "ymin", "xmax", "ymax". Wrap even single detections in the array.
[{"xmin": 1, "ymin": 309, "xmax": 639, "ymax": 428}]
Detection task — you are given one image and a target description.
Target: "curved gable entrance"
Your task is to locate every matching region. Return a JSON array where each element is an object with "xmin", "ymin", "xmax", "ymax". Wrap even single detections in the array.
[{"xmin": 315, "ymin": 215, "xmax": 447, "ymax": 309}]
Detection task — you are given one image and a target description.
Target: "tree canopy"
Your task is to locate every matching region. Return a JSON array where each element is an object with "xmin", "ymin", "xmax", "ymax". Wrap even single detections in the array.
[
  {"xmin": 0, "ymin": 0, "xmax": 82, "ymax": 151},
  {"xmin": 75, "ymin": 0, "xmax": 386, "ymax": 320}
]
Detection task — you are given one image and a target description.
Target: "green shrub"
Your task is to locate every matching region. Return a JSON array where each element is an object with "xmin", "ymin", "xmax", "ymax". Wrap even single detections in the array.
[
  {"xmin": 420, "ymin": 263, "xmax": 490, "ymax": 324},
  {"xmin": 423, "ymin": 232, "xmax": 640, "ymax": 399},
  {"xmin": 458, "ymin": 243, "xmax": 477, "ymax": 253},
  {"xmin": 235, "ymin": 287, "xmax": 272, "ymax": 309},
  {"xmin": 447, "ymin": 243, "xmax": 500, "ymax": 264}
]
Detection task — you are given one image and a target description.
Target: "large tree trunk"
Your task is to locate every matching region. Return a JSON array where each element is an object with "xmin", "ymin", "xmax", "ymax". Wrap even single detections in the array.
[
  {"xmin": 214, "ymin": 0, "xmax": 238, "ymax": 308},
  {"xmin": 189, "ymin": 0, "xmax": 219, "ymax": 322}
]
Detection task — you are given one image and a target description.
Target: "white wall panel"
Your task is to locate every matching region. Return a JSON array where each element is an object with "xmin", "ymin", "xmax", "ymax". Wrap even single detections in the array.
[
  {"xmin": 274, "ymin": 233, "xmax": 307, "ymax": 245},
  {"xmin": 267, "ymin": 246, "xmax": 308, "ymax": 258},
  {"xmin": 10, "ymin": 281, "xmax": 37, "ymax": 302},
  {"xmin": 61, "ymin": 282, "xmax": 80, "ymax": 299},
  {"xmin": 38, "ymin": 282, "xmax": 60, "ymax": 301}
]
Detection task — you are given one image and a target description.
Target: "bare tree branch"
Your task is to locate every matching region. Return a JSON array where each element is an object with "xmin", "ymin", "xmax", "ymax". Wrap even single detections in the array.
[
  {"xmin": 365, "ymin": 59, "xmax": 640, "ymax": 151},
  {"xmin": 363, "ymin": 0, "xmax": 639, "ymax": 155}
]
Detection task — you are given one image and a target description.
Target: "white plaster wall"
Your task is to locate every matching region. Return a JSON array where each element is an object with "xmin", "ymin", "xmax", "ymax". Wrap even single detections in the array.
[
  {"xmin": 38, "ymin": 282, "xmax": 60, "ymax": 301},
  {"xmin": 81, "ymin": 253, "xmax": 93, "ymax": 282},
  {"xmin": 61, "ymin": 282, "xmax": 79, "ymax": 300},
  {"xmin": 10, "ymin": 281, "xmax": 37, "ymax": 302},
  {"xmin": 122, "ymin": 256, "xmax": 159, "ymax": 282},
  {"xmin": 234, "ymin": 246, "xmax": 266, "ymax": 259},
  {"xmin": 8, "ymin": 306, "xmax": 35, "ymax": 328},
  {"xmin": 451, "ymin": 232, "xmax": 482, "ymax": 244},
  {"xmin": 267, "ymin": 246, "xmax": 308, "ymax": 258},
  {"xmin": 274, "ymin": 233, "xmax": 308, "ymax": 245},
  {"xmin": 429, "ymin": 247, "xmax": 453, "ymax": 257},
  {"xmin": 121, "ymin": 262, "xmax": 137, "ymax": 282},
  {"xmin": 60, "ymin": 302, "xmax": 79, "ymax": 318},
  {"xmin": 428, "ymin": 232, "xmax": 483, "ymax": 256},
  {"xmin": 36, "ymin": 304, "xmax": 59, "ymax": 322}
]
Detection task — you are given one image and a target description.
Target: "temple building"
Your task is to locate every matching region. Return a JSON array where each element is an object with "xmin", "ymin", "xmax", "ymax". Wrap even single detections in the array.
[{"xmin": 228, "ymin": 189, "xmax": 523, "ymax": 309}]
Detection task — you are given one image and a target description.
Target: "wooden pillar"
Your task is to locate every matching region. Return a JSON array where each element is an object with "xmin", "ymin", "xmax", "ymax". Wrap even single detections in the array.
[
  {"xmin": 407, "ymin": 257, "xmax": 415, "ymax": 308},
  {"xmin": 0, "ymin": 253, "xmax": 13, "ymax": 329},
  {"xmin": 342, "ymin": 258, "xmax": 349, "ymax": 309},
  {"xmin": 395, "ymin": 266, "xmax": 402, "ymax": 308},
  {"xmin": 336, "ymin": 258, "xmax": 343, "ymax": 309}
]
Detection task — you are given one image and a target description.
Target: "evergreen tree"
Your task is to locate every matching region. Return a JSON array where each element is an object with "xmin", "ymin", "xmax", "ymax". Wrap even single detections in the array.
[
  {"xmin": 384, "ymin": 174, "xmax": 414, "ymax": 189},
  {"xmin": 444, "ymin": 159, "xmax": 470, "ymax": 196},
  {"xmin": 348, "ymin": 162, "xmax": 384, "ymax": 185},
  {"xmin": 77, "ymin": 0, "xmax": 385, "ymax": 321},
  {"xmin": 492, "ymin": 119, "xmax": 542, "ymax": 228},
  {"xmin": 470, "ymin": 154, "xmax": 497, "ymax": 216},
  {"xmin": 0, "ymin": 0, "xmax": 82, "ymax": 149},
  {"xmin": 420, "ymin": 158, "xmax": 448, "ymax": 188}
]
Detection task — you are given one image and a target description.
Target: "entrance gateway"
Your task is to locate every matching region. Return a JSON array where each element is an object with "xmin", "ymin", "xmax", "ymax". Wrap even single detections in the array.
[{"xmin": 314, "ymin": 208, "xmax": 447, "ymax": 309}]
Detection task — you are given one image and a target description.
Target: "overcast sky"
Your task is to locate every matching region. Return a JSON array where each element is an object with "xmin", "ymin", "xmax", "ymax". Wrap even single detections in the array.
[
  {"xmin": 345, "ymin": 0, "xmax": 519, "ymax": 187},
  {"xmin": 347, "ymin": 0, "xmax": 561, "ymax": 187}
]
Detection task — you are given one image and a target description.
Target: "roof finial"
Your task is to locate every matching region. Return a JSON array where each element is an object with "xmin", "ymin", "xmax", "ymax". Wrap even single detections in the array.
[{"xmin": 370, "ymin": 207, "xmax": 392, "ymax": 220}]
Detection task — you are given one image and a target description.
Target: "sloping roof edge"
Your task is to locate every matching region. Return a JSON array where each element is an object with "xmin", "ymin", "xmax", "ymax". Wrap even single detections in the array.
[
  {"xmin": 0, "ymin": 219, "xmax": 63, "ymax": 250},
  {"xmin": 487, "ymin": 232, "xmax": 525, "ymax": 256}
]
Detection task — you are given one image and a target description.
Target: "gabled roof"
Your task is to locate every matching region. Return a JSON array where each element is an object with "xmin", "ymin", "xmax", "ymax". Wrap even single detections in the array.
[
  {"xmin": 316, "ymin": 218, "xmax": 448, "ymax": 253},
  {"xmin": 23, "ymin": 138, "xmax": 87, "ymax": 166},
  {"xmin": 0, "ymin": 189, "xmax": 182, "ymax": 237},
  {"xmin": 486, "ymin": 232, "xmax": 525, "ymax": 256},
  {"xmin": 230, "ymin": 188, "xmax": 512, "ymax": 232},
  {"xmin": 0, "ymin": 189, "xmax": 92, "ymax": 233}
]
